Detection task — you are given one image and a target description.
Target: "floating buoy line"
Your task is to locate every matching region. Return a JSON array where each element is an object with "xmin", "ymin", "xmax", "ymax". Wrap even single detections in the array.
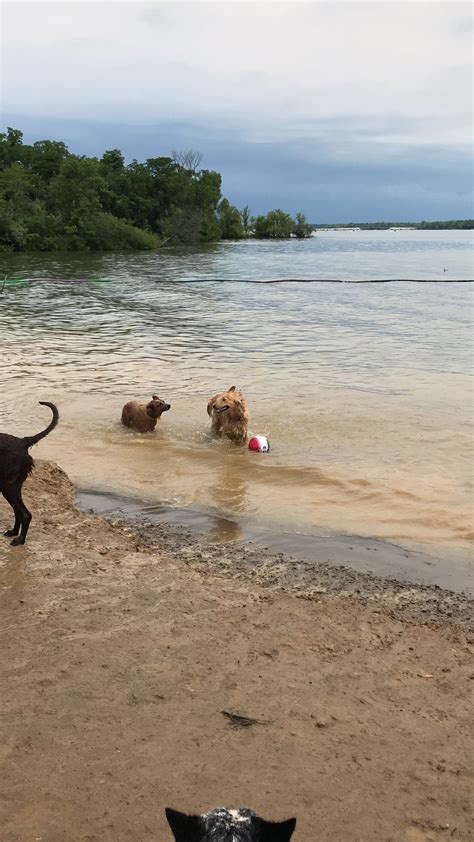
[
  {"xmin": 1, "ymin": 276, "xmax": 472, "ymax": 291},
  {"xmin": 1, "ymin": 276, "xmax": 112, "ymax": 288},
  {"xmin": 183, "ymin": 277, "xmax": 473, "ymax": 284}
]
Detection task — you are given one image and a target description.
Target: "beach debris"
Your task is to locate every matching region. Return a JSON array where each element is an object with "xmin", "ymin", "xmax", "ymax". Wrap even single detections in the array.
[
  {"xmin": 261, "ymin": 648, "xmax": 279, "ymax": 659},
  {"xmin": 221, "ymin": 710, "xmax": 269, "ymax": 728},
  {"xmin": 417, "ymin": 672, "xmax": 434, "ymax": 679},
  {"xmin": 411, "ymin": 819, "xmax": 450, "ymax": 832}
]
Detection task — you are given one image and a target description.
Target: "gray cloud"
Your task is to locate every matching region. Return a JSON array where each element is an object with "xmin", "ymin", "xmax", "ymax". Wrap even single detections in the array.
[
  {"xmin": 5, "ymin": 112, "xmax": 472, "ymax": 222},
  {"xmin": 2, "ymin": 1, "xmax": 472, "ymax": 221}
]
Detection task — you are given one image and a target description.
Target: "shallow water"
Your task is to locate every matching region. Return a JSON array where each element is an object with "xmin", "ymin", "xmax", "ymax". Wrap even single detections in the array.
[{"xmin": 1, "ymin": 231, "xmax": 473, "ymax": 572}]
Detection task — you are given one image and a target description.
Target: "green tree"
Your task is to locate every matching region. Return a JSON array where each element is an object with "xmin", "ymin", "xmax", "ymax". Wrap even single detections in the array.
[
  {"xmin": 47, "ymin": 156, "xmax": 108, "ymax": 222},
  {"xmin": 0, "ymin": 196, "xmax": 29, "ymax": 251},
  {"xmin": 0, "ymin": 163, "xmax": 34, "ymax": 214},
  {"xmin": 241, "ymin": 205, "xmax": 250, "ymax": 234},
  {"xmin": 23, "ymin": 207, "xmax": 66, "ymax": 251},
  {"xmin": 76, "ymin": 212, "xmax": 157, "ymax": 251},
  {"xmin": 217, "ymin": 198, "xmax": 245, "ymax": 239},
  {"xmin": 101, "ymin": 149, "xmax": 125, "ymax": 171},
  {"xmin": 0, "ymin": 127, "xmax": 24, "ymax": 169},
  {"xmin": 252, "ymin": 208, "xmax": 295, "ymax": 238},
  {"xmin": 192, "ymin": 169, "xmax": 222, "ymax": 241},
  {"xmin": 293, "ymin": 212, "xmax": 313, "ymax": 239},
  {"xmin": 161, "ymin": 207, "xmax": 204, "ymax": 245},
  {"xmin": 30, "ymin": 140, "xmax": 69, "ymax": 184}
]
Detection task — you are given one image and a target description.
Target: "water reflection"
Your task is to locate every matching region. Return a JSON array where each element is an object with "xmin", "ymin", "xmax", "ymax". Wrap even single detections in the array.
[
  {"xmin": 207, "ymin": 516, "xmax": 243, "ymax": 543},
  {"xmin": 209, "ymin": 465, "xmax": 248, "ymax": 514}
]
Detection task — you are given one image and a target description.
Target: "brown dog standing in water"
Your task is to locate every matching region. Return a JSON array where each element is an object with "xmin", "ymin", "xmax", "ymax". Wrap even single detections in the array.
[
  {"xmin": 121, "ymin": 395, "xmax": 171, "ymax": 432},
  {"xmin": 207, "ymin": 385, "xmax": 249, "ymax": 444}
]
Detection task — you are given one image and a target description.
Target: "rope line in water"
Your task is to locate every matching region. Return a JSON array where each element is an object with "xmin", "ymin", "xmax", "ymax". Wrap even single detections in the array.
[
  {"xmin": 184, "ymin": 277, "xmax": 473, "ymax": 284},
  {"xmin": 1, "ymin": 276, "xmax": 472, "ymax": 288},
  {"xmin": 0, "ymin": 277, "xmax": 111, "ymax": 291}
]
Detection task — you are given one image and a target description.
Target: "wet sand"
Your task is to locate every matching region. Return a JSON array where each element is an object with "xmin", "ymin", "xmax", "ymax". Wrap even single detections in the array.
[
  {"xmin": 77, "ymin": 489, "xmax": 474, "ymax": 595},
  {"xmin": 1, "ymin": 462, "xmax": 473, "ymax": 842}
]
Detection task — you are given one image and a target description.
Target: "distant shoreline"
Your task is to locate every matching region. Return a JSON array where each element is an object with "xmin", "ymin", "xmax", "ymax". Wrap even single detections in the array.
[{"xmin": 312, "ymin": 220, "xmax": 473, "ymax": 230}]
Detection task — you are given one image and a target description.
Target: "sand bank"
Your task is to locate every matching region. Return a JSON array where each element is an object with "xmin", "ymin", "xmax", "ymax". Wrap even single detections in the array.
[{"xmin": 0, "ymin": 462, "xmax": 472, "ymax": 841}]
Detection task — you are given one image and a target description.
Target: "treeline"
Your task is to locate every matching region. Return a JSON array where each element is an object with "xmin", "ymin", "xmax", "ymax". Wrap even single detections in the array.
[
  {"xmin": 0, "ymin": 128, "xmax": 312, "ymax": 251},
  {"xmin": 414, "ymin": 220, "xmax": 473, "ymax": 230},
  {"xmin": 313, "ymin": 220, "xmax": 473, "ymax": 230}
]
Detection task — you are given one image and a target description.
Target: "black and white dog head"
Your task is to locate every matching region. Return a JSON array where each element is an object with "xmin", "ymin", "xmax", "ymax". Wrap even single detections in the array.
[{"xmin": 165, "ymin": 807, "xmax": 296, "ymax": 841}]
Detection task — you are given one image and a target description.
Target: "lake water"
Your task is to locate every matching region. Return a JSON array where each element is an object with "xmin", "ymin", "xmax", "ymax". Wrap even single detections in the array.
[{"xmin": 1, "ymin": 231, "xmax": 473, "ymax": 582}]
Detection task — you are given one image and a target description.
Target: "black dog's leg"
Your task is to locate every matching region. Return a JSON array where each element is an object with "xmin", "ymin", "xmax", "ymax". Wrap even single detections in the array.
[
  {"xmin": 13, "ymin": 495, "xmax": 32, "ymax": 546},
  {"xmin": 4, "ymin": 512, "xmax": 21, "ymax": 537},
  {"xmin": 1, "ymin": 486, "xmax": 31, "ymax": 545},
  {"xmin": 1, "ymin": 487, "xmax": 20, "ymax": 537}
]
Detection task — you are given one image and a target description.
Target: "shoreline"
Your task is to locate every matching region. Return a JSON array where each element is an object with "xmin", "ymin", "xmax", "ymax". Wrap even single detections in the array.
[
  {"xmin": 1, "ymin": 226, "xmax": 473, "ymax": 259},
  {"xmin": 76, "ymin": 488, "xmax": 474, "ymax": 601},
  {"xmin": 108, "ymin": 517, "xmax": 474, "ymax": 632},
  {"xmin": 1, "ymin": 461, "xmax": 473, "ymax": 841}
]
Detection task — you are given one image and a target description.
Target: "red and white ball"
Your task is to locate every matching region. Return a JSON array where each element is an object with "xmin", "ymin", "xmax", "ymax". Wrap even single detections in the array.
[{"xmin": 248, "ymin": 434, "xmax": 270, "ymax": 453}]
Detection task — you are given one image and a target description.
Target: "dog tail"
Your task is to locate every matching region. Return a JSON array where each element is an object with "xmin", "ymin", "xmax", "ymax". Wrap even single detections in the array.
[{"xmin": 23, "ymin": 402, "xmax": 59, "ymax": 448}]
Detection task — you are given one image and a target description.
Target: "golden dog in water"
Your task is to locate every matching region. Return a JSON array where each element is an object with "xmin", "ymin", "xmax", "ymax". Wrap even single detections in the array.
[
  {"xmin": 121, "ymin": 395, "xmax": 171, "ymax": 433},
  {"xmin": 207, "ymin": 386, "xmax": 249, "ymax": 445}
]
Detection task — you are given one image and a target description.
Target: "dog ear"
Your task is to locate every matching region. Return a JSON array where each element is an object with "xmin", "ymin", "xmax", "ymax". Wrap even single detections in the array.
[
  {"xmin": 152, "ymin": 395, "xmax": 159, "ymax": 401},
  {"xmin": 258, "ymin": 817, "xmax": 296, "ymax": 841},
  {"xmin": 207, "ymin": 397, "xmax": 216, "ymax": 417},
  {"xmin": 165, "ymin": 808, "xmax": 201, "ymax": 840},
  {"xmin": 228, "ymin": 385, "xmax": 236, "ymax": 392}
]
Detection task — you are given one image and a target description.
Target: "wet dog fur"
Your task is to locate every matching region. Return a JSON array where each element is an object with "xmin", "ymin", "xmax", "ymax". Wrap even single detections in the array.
[
  {"xmin": 0, "ymin": 402, "xmax": 59, "ymax": 545},
  {"xmin": 165, "ymin": 807, "xmax": 296, "ymax": 841},
  {"xmin": 207, "ymin": 386, "xmax": 249, "ymax": 445},
  {"xmin": 121, "ymin": 395, "xmax": 171, "ymax": 432}
]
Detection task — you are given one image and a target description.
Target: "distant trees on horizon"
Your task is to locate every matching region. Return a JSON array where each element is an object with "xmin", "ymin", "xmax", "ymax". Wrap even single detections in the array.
[{"xmin": 313, "ymin": 220, "xmax": 473, "ymax": 230}]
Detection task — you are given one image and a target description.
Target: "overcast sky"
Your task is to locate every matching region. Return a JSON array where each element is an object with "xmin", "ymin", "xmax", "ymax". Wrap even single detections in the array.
[{"xmin": 2, "ymin": 1, "xmax": 473, "ymax": 221}]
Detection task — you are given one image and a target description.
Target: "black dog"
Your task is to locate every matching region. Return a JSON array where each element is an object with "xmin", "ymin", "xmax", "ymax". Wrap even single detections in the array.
[
  {"xmin": 165, "ymin": 807, "xmax": 296, "ymax": 841},
  {"xmin": 0, "ymin": 401, "xmax": 59, "ymax": 545}
]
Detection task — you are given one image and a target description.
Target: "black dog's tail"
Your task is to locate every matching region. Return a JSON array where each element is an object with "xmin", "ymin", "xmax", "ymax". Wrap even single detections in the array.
[{"xmin": 23, "ymin": 402, "xmax": 59, "ymax": 448}]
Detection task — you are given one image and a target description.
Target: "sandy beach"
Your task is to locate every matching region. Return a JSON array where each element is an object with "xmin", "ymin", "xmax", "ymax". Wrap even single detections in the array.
[{"xmin": 0, "ymin": 461, "xmax": 472, "ymax": 842}]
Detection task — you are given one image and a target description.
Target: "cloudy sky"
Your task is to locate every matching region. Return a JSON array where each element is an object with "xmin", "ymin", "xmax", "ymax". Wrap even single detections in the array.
[{"xmin": 2, "ymin": 0, "xmax": 472, "ymax": 221}]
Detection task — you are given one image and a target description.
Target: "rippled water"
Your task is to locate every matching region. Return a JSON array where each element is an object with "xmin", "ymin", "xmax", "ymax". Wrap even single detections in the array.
[{"xmin": 1, "ymin": 231, "xmax": 473, "ymax": 566}]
